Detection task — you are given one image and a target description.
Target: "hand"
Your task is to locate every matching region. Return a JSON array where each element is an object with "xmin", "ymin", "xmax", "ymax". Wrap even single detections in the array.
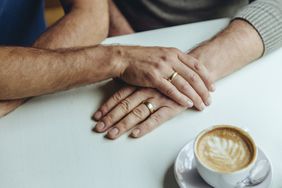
[
  {"xmin": 115, "ymin": 46, "xmax": 215, "ymax": 109},
  {"xmin": 93, "ymin": 86, "xmax": 195, "ymax": 139},
  {"xmin": 0, "ymin": 99, "xmax": 26, "ymax": 117}
]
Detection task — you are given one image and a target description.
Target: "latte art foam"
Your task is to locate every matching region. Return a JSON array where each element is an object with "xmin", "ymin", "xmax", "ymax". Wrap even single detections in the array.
[{"xmin": 197, "ymin": 128, "xmax": 254, "ymax": 172}]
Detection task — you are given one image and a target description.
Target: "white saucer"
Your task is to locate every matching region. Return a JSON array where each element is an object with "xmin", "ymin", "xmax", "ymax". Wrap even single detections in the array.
[{"xmin": 174, "ymin": 139, "xmax": 272, "ymax": 188}]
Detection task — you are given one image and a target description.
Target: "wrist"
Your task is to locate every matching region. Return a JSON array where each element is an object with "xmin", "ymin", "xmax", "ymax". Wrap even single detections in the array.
[
  {"xmin": 189, "ymin": 41, "xmax": 222, "ymax": 81},
  {"xmin": 108, "ymin": 45, "xmax": 129, "ymax": 78},
  {"xmin": 189, "ymin": 19, "xmax": 264, "ymax": 82},
  {"xmin": 62, "ymin": 45, "xmax": 125, "ymax": 84}
]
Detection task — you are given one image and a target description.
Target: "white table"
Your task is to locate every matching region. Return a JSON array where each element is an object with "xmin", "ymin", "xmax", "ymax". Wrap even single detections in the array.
[{"xmin": 0, "ymin": 18, "xmax": 281, "ymax": 188}]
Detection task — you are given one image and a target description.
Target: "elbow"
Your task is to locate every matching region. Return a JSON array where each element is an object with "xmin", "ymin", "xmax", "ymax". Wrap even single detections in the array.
[
  {"xmin": 99, "ymin": 21, "xmax": 110, "ymax": 41},
  {"xmin": 94, "ymin": 14, "xmax": 110, "ymax": 43},
  {"xmin": 84, "ymin": 13, "xmax": 109, "ymax": 45}
]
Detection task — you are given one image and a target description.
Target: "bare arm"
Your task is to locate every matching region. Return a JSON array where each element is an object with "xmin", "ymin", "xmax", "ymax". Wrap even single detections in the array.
[
  {"xmin": 189, "ymin": 19, "xmax": 264, "ymax": 81},
  {"xmin": 108, "ymin": 0, "xmax": 134, "ymax": 36},
  {"xmin": 195, "ymin": 0, "xmax": 282, "ymax": 79},
  {"xmin": 0, "ymin": 46, "xmax": 120, "ymax": 100},
  {"xmin": 34, "ymin": 0, "xmax": 109, "ymax": 48},
  {"xmin": 0, "ymin": 0, "xmax": 109, "ymax": 116}
]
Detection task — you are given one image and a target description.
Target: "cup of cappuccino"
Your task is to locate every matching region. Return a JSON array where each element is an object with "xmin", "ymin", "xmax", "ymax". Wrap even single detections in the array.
[{"xmin": 194, "ymin": 125, "xmax": 257, "ymax": 188}]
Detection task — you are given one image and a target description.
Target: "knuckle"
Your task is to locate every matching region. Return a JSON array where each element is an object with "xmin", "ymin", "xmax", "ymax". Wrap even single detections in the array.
[
  {"xmin": 154, "ymin": 78, "xmax": 163, "ymax": 88},
  {"xmin": 144, "ymin": 72, "xmax": 155, "ymax": 84},
  {"xmin": 158, "ymin": 47, "xmax": 166, "ymax": 52},
  {"xmin": 112, "ymin": 91, "xmax": 123, "ymax": 102},
  {"xmin": 153, "ymin": 60, "xmax": 164, "ymax": 70},
  {"xmin": 207, "ymin": 75, "xmax": 215, "ymax": 85},
  {"xmin": 194, "ymin": 96, "xmax": 204, "ymax": 107},
  {"xmin": 206, "ymin": 79, "xmax": 214, "ymax": 89},
  {"xmin": 169, "ymin": 47, "xmax": 179, "ymax": 53},
  {"xmin": 189, "ymin": 73, "xmax": 199, "ymax": 83},
  {"xmin": 120, "ymin": 99, "xmax": 131, "ymax": 112},
  {"xmin": 145, "ymin": 70, "xmax": 160, "ymax": 86},
  {"xmin": 160, "ymin": 55, "xmax": 168, "ymax": 61},
  {"xmin": 200, "ymin": 91, "xmax": 210, "ymax": 101},
  {"xmin": 100, "ymin": 104, "xmax": 108, "ymax": 114},
  {"xmin": 132, "ymin": 107, "xmax": 146, "ymax": 120},
  {"xmin": 180, "ymin": 84, "xmax": 190, "ymax": 93},
  {"xmin": 167, "ymin": 51, "xmax": 176, "ymax": 58},
  {"xmin": 116, "ymin": 123, "xmax": 127, "ymax": 132},
  {"xmin": 103, "ymin": 114, "xmax": 113, "ymax": 126},
  {"xmin": 151, "ymin": 113, "xmax": 162, "ymax": 125},
  {"xmin": 152, "ymin": 68, "xmax": 159, "ymax": 76},
  {"xmin": 165, "ymin": 87, "xmax": 175, "ymax": 97},
  {"xmin": 194, "ymin": 61, "xmax": 202, "ymax": 71}
]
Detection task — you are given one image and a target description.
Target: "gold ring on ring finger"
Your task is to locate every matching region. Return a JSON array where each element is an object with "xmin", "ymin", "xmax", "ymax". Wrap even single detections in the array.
[
  {"xmin": 143, "ymin": 101, "xmax": 155, "ymax": 114},
  {"xmin": 167, "ymin": 71, "xmax": 178, "ymax": 82}
]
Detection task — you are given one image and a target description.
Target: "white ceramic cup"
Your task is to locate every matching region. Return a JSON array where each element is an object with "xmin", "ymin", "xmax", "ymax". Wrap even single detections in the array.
[{"xmin": 194, "ymin": 125, "xmax": 258, "ymax": 188}]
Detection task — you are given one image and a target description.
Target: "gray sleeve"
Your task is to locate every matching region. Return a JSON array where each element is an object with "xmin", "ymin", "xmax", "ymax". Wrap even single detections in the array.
[{"xmin": 234, "ymin": 0, "xmax": 282, "ymax": 55}]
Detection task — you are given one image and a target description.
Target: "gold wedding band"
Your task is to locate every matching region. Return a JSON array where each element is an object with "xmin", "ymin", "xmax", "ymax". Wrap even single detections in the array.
[
  {"xmin": 167, "ymin": 71, "xmax": 178, "ymax": 82},
  {"xmin": 143, "ymin": 101, "xmax": 155, "ymax": 114}
]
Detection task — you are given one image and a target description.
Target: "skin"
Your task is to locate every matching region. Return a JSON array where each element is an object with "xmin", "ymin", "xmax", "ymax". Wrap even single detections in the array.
[
  {"xmin": 93, "ymin": 19, "xmax": 264, "ymax": 139},
  {"xmin": 108, "ymin": 0, "xmax": 134, "ymax": 36},
  {"xmin": 0, "ymin": 0, "xmax": 214, "ymax": 116},
  {"xmin": 0, "ymin": 45, "xmax": 213, "ymax": 102},
  {"xmin": 0, "ymin": 0, "xmax": 109, "ymax": 116}
]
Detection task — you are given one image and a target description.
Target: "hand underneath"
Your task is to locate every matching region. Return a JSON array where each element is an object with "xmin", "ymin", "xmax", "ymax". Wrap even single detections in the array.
[
  {"xmin": 93, "ymin": 85, "xmax": 204, "ymax": 139},
  {"xmin": 115, "ymin": 46, "xmax": 215, "ymax": 109}
]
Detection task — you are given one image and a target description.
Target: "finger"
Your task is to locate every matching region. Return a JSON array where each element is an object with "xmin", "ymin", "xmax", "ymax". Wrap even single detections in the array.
[
  {"xmin": 94, "ymin": 89, "xmax": 150, "ymax": 132},
  {"xmin": 106, "ymin": 102, "xmax": 154, "ymax": 139},
  {"xmin": 0, "ymin": 99, "xmax": 27, "ymax": 117},
  {"xmin": 156, "ymin": 78, "xmax": 193, "ymax": 107},
  {"xmin": 93, "ymin": 86, "xmax": 136, "ymax": 121},
  {"xmin": 171, "ymin": 75, "xmax": 206, "ymax": 111},
  {"xmin": 178, "ymin": 53, "xmax": 215, "ymax": 92},
  {"xmin": 174, "ymin": 63, "xmax": 211, "ymax": 107},
  {"xmin": 130, "ymin": 106, "xmax": 178, "ymax": 138}
]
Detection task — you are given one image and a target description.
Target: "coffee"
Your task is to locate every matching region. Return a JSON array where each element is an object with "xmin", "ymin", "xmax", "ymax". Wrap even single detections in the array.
[{"xmin": 196, "ymin": 127, "xmax": 255, "ymax": 173}]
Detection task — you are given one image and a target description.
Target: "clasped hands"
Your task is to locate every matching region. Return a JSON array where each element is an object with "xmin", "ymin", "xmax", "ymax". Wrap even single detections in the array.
[{"xmin": 93, "ymin": 45, "xmax": 215, "ymax": 139}]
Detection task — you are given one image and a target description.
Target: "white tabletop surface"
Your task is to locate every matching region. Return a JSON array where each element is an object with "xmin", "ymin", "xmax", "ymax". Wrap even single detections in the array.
[{"xmin": 0, "ymin": 18, "xmax": 281, "ymax": 188}]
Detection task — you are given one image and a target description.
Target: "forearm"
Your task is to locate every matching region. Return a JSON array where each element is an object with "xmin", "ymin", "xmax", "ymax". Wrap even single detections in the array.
[
  {"xmin": 108, "ymin": 0, "xmax": 134, "ymax": 36},
  {"xmin": 234, "ymin": 0, "xmax": 282, "ymax": 54},
  {"xmin": 189, "ymin": 19, "xmax": 264, "ymax": 81},
  {"xmin": 34, "ymin": 0, "xmax": 109, "ymax": 49},
  {"xmin": 1, "ymin": 1, "xmax": 109, "ymax": 98},
  {"xmin": 0, "ymin": 46, "xmax": 120, "ymax": 100}
]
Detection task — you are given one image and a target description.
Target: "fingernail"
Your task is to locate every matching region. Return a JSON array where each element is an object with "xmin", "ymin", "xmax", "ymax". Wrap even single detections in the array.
[
  {"xmin": 95, "ymin": 122, "xmax": 105, "ymax": 131},
  {"xmin": 186, "ymin": 100, "xmax": 194, "ymax": 108},
  {"xmin": 205, "ymin": 96, "xmax": 212, "ymax": 106},
  {"xmin": 199, "ymin": 103, "xmax": 206, "ymax": 111},
  {"xmin": 109, "ymin": 128, "xmax": 119, "ymax": 136},
  {"xmin": 210, "ymin": 84, "xmax": 216, "ymax": 92},
  {"xmin": 94, "ymin": 111, "xmax": 102, "ymax": 120},
  {"xmin": 132, "ymin": 129, "xmax": 140, "ymax": 137}
]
